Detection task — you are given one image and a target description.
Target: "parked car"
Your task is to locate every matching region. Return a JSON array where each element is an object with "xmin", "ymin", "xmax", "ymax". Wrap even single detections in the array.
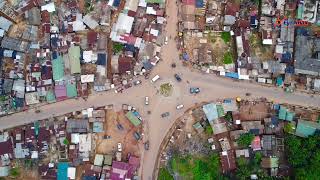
[
  {"xmin": 124, "ymin": 83, "xmax": 132, "ymax": 89},
  {"xmin": 174, "ymin": 74, "xmax": 182, "ymax": 82},
  {"xmin": 117, "ymin": 124, "xmax": 124, "ymax": 131},
  {"xmin": 151, "ymin": 75, "xmax": 160, "ymax": 83},
  {"xmin": 133, "ymin": 80, "xmax": 142, "ymax": 86},
  {"xmin": 104, "ymin": 135, "xmax": 111, "ymax": 139},
  {"xmin": 133, "ymin": 132, "xmax": 141, "ymax": 140},
  {"xmin": 117, "ymin": 143, "xmax": 122, "ymax": 152},
  {"xmin": 176, "ymin": 104, "xmax": 184, "ymax": 110},
  {"xmin": 161, "ymin": 112, "xmax": 170, "ymax": 118},
  {"xmin": 171, "ymin": 63, "xmax": 176, "ymax": 68},
  {"xmin": 115, "ymin": 87, "xmax": 123, "ymax": 93},
  {"xmin": 164, "ymin": 36, "xmax": 168, "ymax": 45},
  {"xmin": 190, "ymin": 87, "xmax": 200, "ymax": 94},
  {"xmin": 245, "ymin": 92, "xmax": 251, "ymax": 96},
  {"xmin": 145, "ymin": 96, "xmax": 149, "ymax": 105},
  {"xmin": 144, "ymin": 141, "xmax": 150, "ymax": 150}
]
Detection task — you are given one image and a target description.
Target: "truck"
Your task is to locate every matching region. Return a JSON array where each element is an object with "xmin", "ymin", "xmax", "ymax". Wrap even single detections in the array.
[{"xmin": 151, "ymin": 75, "xmax": 160, "ymax": 83}]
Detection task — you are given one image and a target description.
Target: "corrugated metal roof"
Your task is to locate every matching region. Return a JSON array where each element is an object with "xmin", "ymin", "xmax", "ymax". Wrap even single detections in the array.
[
  {"xmin": 52, "ymin": 56, "xmax": 64, "ymax": 81},
  {"xmin": 66, "ymin": 83, "xmax": 77, "ymax": 98},
  {"xmin": 202, "ymin": 103, "xmax": 218, "ymax": 123},
  {"xmin": 295, "ymin": 119, "xmax": 320, "ymax": 138},
  {"xmin": 126, "ymin": 111, "xmax": 141, "ymax": 126},
  {"xmin": 68, "ymin": 46, "xmax": 81, "ymax": 74},
  {"xmin": 57, "ymin": 162, "xmax": 69, "ymax": 180}
]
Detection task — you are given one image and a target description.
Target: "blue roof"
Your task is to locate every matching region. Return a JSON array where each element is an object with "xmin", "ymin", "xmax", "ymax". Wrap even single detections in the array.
[
  {"xmin": 52, "ymin": 51, "xmax": 58, "ymax": 59},
  {"xmin": 97, "ymin": 53, "xmax": 107, "ymax": 66},
  {"xmin": 285, "ymin": 66, "xmax": 294, "ymax": 74},
  {"xmin": 143, "ymin": 61, "xmax": 153, "ymax": 70},
  {"xmin": 183, "ymin": 53, "xmax": 189, "ymax": 61},
  {"xmin": 125, "ymin": 44, "xmax": 135, "ymax": 52},
  {"xmin": 15, "ymin": 98, "xmax": 24, "ymax": 108},
  {"xmin": 281, "ymin": 52, "xmax": 291, "ymax": 62},
  {"xmin": 82, "ymin": 176, "xmax": 97, "ymax": 180},
  {"xmin": 57, "ymin": 162, "xmax": 69, "ymax": 180},
  {"xmin": 271, "ymin": 116, "xmax": 279, "ymax": 126},
  {"xmin": 113, "ymin": 0, "xmax": 121, "ymax": 7},
  {"xmin": 249, "ymin": 129, "xmax": 260, "ymax": 135},
  {"xmin": 196, "ymin": 0, "xmax": 204, "ymax": 7},
  {"xmin": 276, "ymin": 76, "xmax": 283, "ymax": 86},
  {"xmin": 225, "ymin": 72, "xmax": 239, "ymax": 79},
  {"xmin": 250, "ymin": 16, "xmax": 257, "ymax": 25},
  {"xmin": 202, "ymin": 103, "xmax": 218, "ymax": 123}
]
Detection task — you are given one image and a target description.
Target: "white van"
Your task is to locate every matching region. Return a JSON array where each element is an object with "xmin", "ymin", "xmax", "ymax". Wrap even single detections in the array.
[{"xmin": 151, "ymin": 75, "xmax": 160, "ymax": 83}]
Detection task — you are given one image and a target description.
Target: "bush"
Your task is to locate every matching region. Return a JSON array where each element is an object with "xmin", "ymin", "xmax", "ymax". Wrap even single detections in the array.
[
  {"xmin": 160, "ymin": 83, "xmax": 173, "ymax": 97},
  {"xmin": 205, "ymin": 125, "xmax": 213, "ymax": 135},
  {"xmin": 223, "ymin": 52, "xmax": 234, "ymax": 64},
  {"xmin": 63, "ymin": 138, "xmax": 69, "ymax": 145},
  {"xmin": 237, "ymin": 133, "xmax": 255, "ymax": 147},
  {"xmin": 9, "ymin": 167, "xmax": 20, "ymax": 178},
  {"xmin": 221, "ymin": 32, "xmax": 231, "ymax": 43},
  {"xmin": 113, "ymin": 43, "xmax": 124, "ymax": 54},
  {"xmin": 158, "ymin": 168, "xmax": 174, "ymax": 180}
]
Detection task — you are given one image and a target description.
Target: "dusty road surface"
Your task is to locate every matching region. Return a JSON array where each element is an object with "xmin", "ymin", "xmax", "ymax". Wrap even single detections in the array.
[{"xmin": 1, "ymin": 0, "xmax": 320, "ymax": 180}]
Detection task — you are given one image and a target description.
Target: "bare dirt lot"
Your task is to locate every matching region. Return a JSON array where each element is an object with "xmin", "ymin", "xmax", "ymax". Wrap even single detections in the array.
[
  {"xmin": 95, "ymin": 110, "xmax": 141, "ymax": 157},
  {"xmin": 239, "ymin": 101, "xmax": 270, "ymax": 121}
]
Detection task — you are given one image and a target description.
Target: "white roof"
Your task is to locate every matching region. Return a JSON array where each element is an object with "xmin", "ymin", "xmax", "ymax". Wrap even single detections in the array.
[
  {"xmin": 150, "ymin": 29, "xmax": 159, "ymax": 36},
  {"xmin": 0, "ymin": 29, "xmax": 4, "ymax": 37},
  {"xmin": 81, "ymin": 74, "xmax": 95, "ymax": 83},
  {"xmin": 71, "ymin": 133, "xmax": 80, "ymax": 144},
  {"xmin": 115, "ymin": 13, "xmax": 134, "ymax": 34},
  {"xmin": 41, "ymin": 2, "xmax": 55, "ymax": 12},
  {"xmin": 146, "ymin": 7, "xmax": 157, "ymax": 15},
  {"xmin": 124, "ymin": 0, "xmax": 139, "ymax": 12},
  {"xmin": 275, "ymin": 45, "xmax": 284, "ymax": 54},
  {"xmin": 236, "ymin": 36, "xmax": 244, "ymax": 56},
  {"xmin": 138, "ymin": 0, "xmax": 147, "ymax": 7},
  {"xmin": 67, "ymin": 167, "xmax": 76, "ymax": 180},
  {"xmin": 262, "ymin": 39, "xmax": 273, "ymax": 45},
  {"xmin": 83, "ymin": 15, "xmax": 99, "ymax": 29},
  {"xmin": 0, "ymin": 17, "xmax": 12, "ymax": 31},
  {"xmin": 72, "ymin": 21, "xmax": 86, "ymax": 31},
  {"xmin": 79, "ymin": 134, "xmax": 92, "ymax": 152},
  {"xmin": 83, "ymin": 51, "xmax": 97, "ymax": 63}
]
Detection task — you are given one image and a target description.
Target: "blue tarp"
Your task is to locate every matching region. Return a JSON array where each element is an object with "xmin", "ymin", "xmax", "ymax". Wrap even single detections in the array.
[
  {"xmin": 113, "ymin": 0, "xmax": 121, "ymax": 7},
  {"xmin": 182, "ymin": 53, "xmax": 189, "ymax": 61},
  {"xmin": 57, "ymin": 162, "xmax": 69, "ymax": 180},
  {"xmin": 225, "ymin": 72, "xmax": 239, "ymax": 79},
  {"xmin": 52, "ymin": 51, "xmax": 58, "ymax": 60},
  {"xmin": 281, "ymin": 52, "xmax": 291, "ymax": 63},
  {"xmin": 285, "ymin": 66, "xmax": 294, "ymax": 74},
  {"xmin": 143, "ymin": 61, "xmax": 153, "ymax": 70},
  {"xmin": 196, "ymin": 0, "xmax": 204, "ymax": 7},
  {"xmin": 250, "ymin": 16, "xmax": 257, "ymax": 25},
  {"xmin": 97, "ymin": 53, "xmax": 107, "ymax": 66},
  {"xmin": 273, "ymin": 104, "xmax": 280, "ymax": 110}
]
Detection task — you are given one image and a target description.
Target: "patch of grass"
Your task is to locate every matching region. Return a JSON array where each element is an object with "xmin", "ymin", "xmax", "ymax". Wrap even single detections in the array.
[
  {"xmin": 221, "ymin": 32, "xmax": 231, "ymax": 43},
  {"xmin": 158, "ymin": 168, "xmax": 174, "ymax": 180},
  {"xmin": 223, "ymin": 52, "xmax": 233, "ymax": 64},
  {"xmin": 9, "ymin": 167, "xmax": 20, "ymax": 178},
  {"xmin": 160, "ymin": 83, "xmax": 173, "ymax": 97},
  {"xmin": 205, "ymin": 125, "xmax": 213, "ymax": 135}
]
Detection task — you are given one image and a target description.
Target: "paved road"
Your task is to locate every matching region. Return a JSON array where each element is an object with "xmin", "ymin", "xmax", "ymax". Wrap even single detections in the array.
[{"xmin": 0, "ymin": 0, "xmax": 320, "ymax": 180}]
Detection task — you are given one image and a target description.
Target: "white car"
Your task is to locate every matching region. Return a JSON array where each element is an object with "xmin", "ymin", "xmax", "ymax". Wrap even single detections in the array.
[
  {"xmin": 164, "ymin": 36, "xmax": 168, "ymax": 45},
  {"xmin": 176, "ymin": 104, "xmax": 184, "ymax": 110},
  {"xmin": 145, "ymin": 96, "xmax": 149, "ymax": 105},
  {"xmin": 117, "ymin": 143, "xmax": 122, "ymax": 152}
]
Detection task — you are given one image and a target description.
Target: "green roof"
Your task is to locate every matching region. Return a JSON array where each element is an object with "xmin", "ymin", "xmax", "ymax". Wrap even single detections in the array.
[
  {"xmin": 278, "ymin": 106, "xmax": 294, "ymax": 121},
  {"xmin": 68, "ymin": 46, "xmax": 81, "ymax": 74},
  {"xmin": 217, "ymin": 105, "xmax": 225, "ymax": 117},
  {"xmin": 270, "ymin": 157, "xmax": 279, "ymax": 168},
  {"xmin": 46, "ymin": 90, "xmax": 56, "ymax": 103},
  {"xmin": 145, "ymin": 0, "xmax": 165, "ymax": 3},
  {"xmin": 66, "ymin": 83, "xmax": 77, "ymax": 98},
  {"xmin": 126, "ymin": 111, "xmax": 141, "ymax": 126},
  {"xmin": 296, "ymin": 119, "xmax": 320, "ymax": 138},
  {"xmin": 52, "ymin": 56, "xmax": 64, "ymax": 81},
  {"xmin": 104, "ymin": 155, "xmax": 113, "ymax": 166}
]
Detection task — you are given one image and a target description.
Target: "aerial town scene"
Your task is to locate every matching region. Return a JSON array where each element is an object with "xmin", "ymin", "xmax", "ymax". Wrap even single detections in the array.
[{"xmin": 0, "ymin": 0, "xmax": 319, "ymax": 179}]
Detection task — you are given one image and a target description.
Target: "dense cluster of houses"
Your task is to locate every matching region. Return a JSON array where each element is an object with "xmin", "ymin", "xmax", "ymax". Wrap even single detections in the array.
[
  {"xmin": 178, "ymin": 0, "xmax": 320, "ymax": 93},
  {"xmin": 0, "ymin": 0, "xmax": 167, "ymax": 115},
  {"xmin": 189, "ymin": 98, "xmax": 320, "ymax": 177},
  {"xmin": 0, "ymin": 106, "xmax": 141, "ymax": 179}
]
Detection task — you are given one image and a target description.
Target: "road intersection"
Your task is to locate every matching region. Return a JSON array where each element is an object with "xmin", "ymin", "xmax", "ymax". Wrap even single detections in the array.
[{"xmin": 0, "ymin": 0, "xmax": 320, "ymax": 180}]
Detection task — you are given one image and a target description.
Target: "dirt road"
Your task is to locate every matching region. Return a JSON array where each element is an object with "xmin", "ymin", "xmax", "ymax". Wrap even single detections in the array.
[{"xmin": 0, "ymin": 0, "xmax": 320, "ymax": 180}]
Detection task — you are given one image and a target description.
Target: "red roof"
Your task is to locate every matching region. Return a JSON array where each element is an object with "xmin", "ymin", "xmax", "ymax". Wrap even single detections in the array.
[
  {"xmin": 110, "ymin": 161, "xmax": 136, "ymax": 180},
  {"xmin": 237, "ymin": 19, "xmax": 250, "ymax": 28},
  {"xmin": 0, "ymin": 139, "xmax": 13, "ymax": 156},
  {"xmin": 251, "ymin": 136, "xmax": 261, "ymax": 151},
  {"xmin": 87, "ymin": 31, "xmax": 98, "ymax": 45},
  {"xmin": 118, "ymin": 56, "xmax": 133, "ymax": 74},
  {"xmin": 41, "ymin": 10, "xmax": 50, "ymax": 23},
  {"xmin": 225, "ymin": 2, "xmax": 240, "ymax": 16},
  {"xmin": 55, "ymin": 85, "xmax": 67, "ymax": 101},
  {"xmin": 182, "ymin": 0, "xmax": 195, "ymax": 5},
  {"xmin": 220, "ymin": 150, "xmax": 236, "ymax": 173}
]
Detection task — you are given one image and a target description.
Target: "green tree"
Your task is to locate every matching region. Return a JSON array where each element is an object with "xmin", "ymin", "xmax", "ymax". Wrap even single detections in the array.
[
  {"xmin": 9, "ymin": 167, "xmax": 20, "ymax": 178},
  {"xmin": 236, "ymin": 157, "xmax": 251, "ymax": 180},
  {"xmin": 63, "ymin": 138, "xmax": 69, "ymax": 145},
  {"xmin": 237, "ymin": 133, "xmax": 255, "ymax": 147},
  {"xmin": 205, "ymin": 125, "xmax": 213, "ymax": 135},
  {"xmin": 224, "ymin": 112, "xmax": 233, "ymax": 122},
  {"xmin": 158, "ymin": 168, "xmax": 174, "ymax": 180},
  {"xmin": 283, "ymin": 123, "xmax": 295, "ymax": 134},
  {"xmin": 113, "ymin": 43, "xmax": 124, "ymax": 54}
]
